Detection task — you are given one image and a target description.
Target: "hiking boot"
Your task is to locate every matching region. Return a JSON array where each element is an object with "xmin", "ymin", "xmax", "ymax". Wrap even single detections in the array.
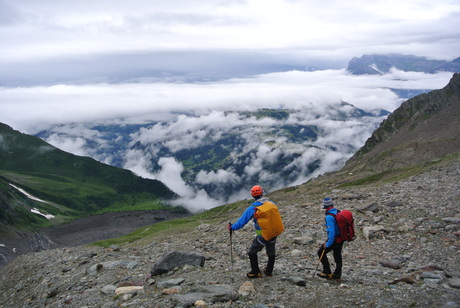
[
  {"xmin": 265, "ymin": 256, "xmax": 275, "ymax": 277},
  {"xmin": 264, "ymin": 268, "xmax": 272, "ymax": 277},
  {"xmin": 331, "ymin": 274, "xmax": 341, "ymax": 282},
  {"xmin": 317, "ymin": 272, "xmax": 332, "ymax": 279},
  {"xmin": 247, "ymin": 271, "xmax": 262, "ymax": 278}
]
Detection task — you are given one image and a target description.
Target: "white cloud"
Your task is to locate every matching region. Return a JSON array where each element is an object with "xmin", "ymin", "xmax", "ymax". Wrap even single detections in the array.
[
  {"xmin": 45, "ymin": 134, "xmax": 88, "ymax": 157},
  {"xmin": 170, "ymin": 189, "xmax": 224, "ymax": 212},
  {"xmin": 122, "ymin": 149, "xmax": 155, "ymax": 179},
  {"xmin": 2, "ymin": 0, "xmax": 456, "ymax": 60},
  {"xmin": 151, "ymin": 157, "xmax": 224, "ymax": 212},
  {"xmin": 0, "ymin": 69, "xmax": 453, "ymax": 134},
  {"xmin": 195, "ymin": 169, "xmax": 240, "ymax": 185}
]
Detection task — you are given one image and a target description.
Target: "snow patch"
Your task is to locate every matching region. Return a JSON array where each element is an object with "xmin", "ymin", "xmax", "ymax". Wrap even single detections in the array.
[
  {"xmin": 9, "ymin": 183, "xmax": 49, "ymax": 203},
  {"xmin": 368, "ymin": 63, "xmax": 385, "ymax": 74},
  {"xmin": 30, "ymin": 208, "xmax": 55, "ymax": 219},
  {"xmin": 9, "ymin": 183, "xmax": 55, "ymax": 219}
]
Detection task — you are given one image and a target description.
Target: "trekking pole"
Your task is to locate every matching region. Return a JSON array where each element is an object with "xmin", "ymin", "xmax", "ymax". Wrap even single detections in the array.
[
  {"xmin": 228, "ymin": 223, "xmax": 234, "ymax": 283},
  {"xmin": 313, "ymin": 247, "xmax": 326, "ymax": 278}
]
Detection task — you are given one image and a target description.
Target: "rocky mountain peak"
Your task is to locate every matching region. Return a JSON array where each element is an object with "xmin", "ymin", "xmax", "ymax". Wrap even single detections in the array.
[
  {"xmin": 347, "ymin": 54, "xmax": 459, "ymax": 75},
  {"xmin": 345, "ymin": 73, "xmax": 460, "ymax": 173}
]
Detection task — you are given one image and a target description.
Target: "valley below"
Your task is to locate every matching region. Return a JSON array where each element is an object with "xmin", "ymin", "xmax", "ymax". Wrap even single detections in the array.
[{"xmin": 0, "ymin": 209, "xmax": 190, "ymax": 269}]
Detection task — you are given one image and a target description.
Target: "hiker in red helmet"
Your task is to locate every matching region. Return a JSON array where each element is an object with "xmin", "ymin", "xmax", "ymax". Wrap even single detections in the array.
[
  {"xmin": 228, "ymin": 185, "xmax": 284, "ymax": 278},
  {"xmin": 317, "ymin": 197, "xmax": 343, "ymax": 281}
]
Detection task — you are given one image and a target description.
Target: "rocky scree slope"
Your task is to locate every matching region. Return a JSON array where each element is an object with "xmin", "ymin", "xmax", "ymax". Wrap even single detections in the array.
[
  {"xmin": 0, "ymin": 157, "xmax": 458, "ymax": 308},
  {"xmin": 0, "ymin": 74, "xmax": 459, "ymax": 307}
]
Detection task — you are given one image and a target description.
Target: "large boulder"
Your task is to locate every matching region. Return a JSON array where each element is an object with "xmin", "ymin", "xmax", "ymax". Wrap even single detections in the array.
[
  {"xmin": 173, "ymin": 285, "xmax": 239, "ymax": 307},
  {"xmin": 151, "ymin": 251, "xmax": 205, "ymax": 276}
]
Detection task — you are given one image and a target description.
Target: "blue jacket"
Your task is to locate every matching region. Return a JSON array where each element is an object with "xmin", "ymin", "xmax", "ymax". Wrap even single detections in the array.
[
  {"xmin": 231, "ymin": 197, "xmax": 269, "ymax": 236},
  {"xmin": 325, "ymin": 207, "xmax": 340, "ymax": 248}
]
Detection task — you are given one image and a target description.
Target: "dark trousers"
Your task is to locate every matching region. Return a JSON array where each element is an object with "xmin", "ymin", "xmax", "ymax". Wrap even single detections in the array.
[
  {"xmin": 247, "ymin": 236, "xmax": 276, "ymax": 273},
  {"xmin": 248, "ymin": 236, "xmax": 276, "ymax": 257},
  {"xmin": 317, "ymin": 242, "xmax": 343, "ymax": 277}
]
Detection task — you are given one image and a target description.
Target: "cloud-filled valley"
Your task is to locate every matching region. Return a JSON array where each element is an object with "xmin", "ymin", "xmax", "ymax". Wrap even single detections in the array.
[
  {"xmin": 7, "ymin": 68, "xmax": 446, "ymax": 212},
  {"xmin": 36, "ymin": 106, "xmax": 387, "ymax": 211}
]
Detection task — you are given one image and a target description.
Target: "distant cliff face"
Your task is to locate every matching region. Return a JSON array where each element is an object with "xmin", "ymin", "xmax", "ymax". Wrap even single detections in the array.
[
  {"xmin": 345, "ymin": 73, "xmax": 460, "ymax": 172},
  {"xmin": 347, "ymin": 54, "xmax": 460, "ymax": 75}
]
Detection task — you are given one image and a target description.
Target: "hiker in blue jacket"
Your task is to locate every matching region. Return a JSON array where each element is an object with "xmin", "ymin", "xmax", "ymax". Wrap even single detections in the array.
[
  {"xmin": 228, "ymin": 185, "xmax": 277, "ymax": 278},
  {"xmin": 317, "ymin": 197, "xmax": 343, "ymax": 281}
]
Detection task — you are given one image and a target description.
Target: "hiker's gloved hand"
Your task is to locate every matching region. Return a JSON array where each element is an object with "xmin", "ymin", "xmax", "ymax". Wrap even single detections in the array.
[{"xmin": 228, "ymin": 223, "xmax": 233, "ymax": 231}]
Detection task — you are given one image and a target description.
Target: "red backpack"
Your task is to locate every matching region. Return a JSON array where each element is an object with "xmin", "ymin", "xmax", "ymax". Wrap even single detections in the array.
[{"xmin": 328, "ymin": 210, "xmax": 355, "ymax": 243}]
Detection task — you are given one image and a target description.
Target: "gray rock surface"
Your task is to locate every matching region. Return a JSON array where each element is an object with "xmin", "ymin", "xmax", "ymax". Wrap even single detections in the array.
[
  {"xmin": 0, "ymin": 159, "xmax": 459, "ymax": 307},
  {"xmin": 151, "ymin": 250, "xmax": 205, "ymax": 276}
]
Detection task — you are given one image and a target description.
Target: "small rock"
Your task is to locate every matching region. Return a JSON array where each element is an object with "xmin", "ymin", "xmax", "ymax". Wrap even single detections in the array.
[
  {"xmin": 290, "ymin": 249, "xmax": 304, "ymax": 257},
  {"xmin": 157, "ymin": 278, "xmax": 186, "ymax": 288},
  {"xmin": 283, "ymin": 276, "xmax": 307, "ymax": 286},
  {"xmin": 380, "ymin": 260, "xmax": 402, "ymax": 269},
  {"xmin": 101, "ymin": 285, "xmax": 116, "ymax": 295},
  {"xmin": 362, "ymin": 225, "xmax": 385, "ymax": 240},
  {"xmin": 238, "ymin": 281, "xmax": 256, "ymax": 296},
  {"xmin": 115, "ymin": 286, "xmax": 144, "ymax": 295},
  {"xmin": 293, "ymin": 236, "xmax": 315, "ymax": 245},
  {"xmin": 421, "ymin": 272, "xmax": 444, "ymax": 280},
  {"xmin": 117, "ymin": 280, "xmax": 144, "ymax": 287},
  {"xmin": 357, "ymin": 202, "xmax": 379, "ymax": 213},
  {"xmin": 447, "ymin": 278, "xmax": 460, "ymax": 289},
  {"xmin": 162, "ymin": 287, "xmax": 181, "ymax": 295},
  {"xmin": 108, "ymin": 245, "xmax": 121, "ymax": 251},
  {"xmin": 386, "ymin": 201, "xmax": 403, "ymax": 207},
  {"xmin": 86, "ymin": 263, "xmax": 103, "ymax": 276},
  {"xmin": 442, "ymin": 217, "xmax": 460, "ymax": 224},
  {"xmin": 174, "ymin": 284, "xmax": 239, "ymax": 307},
  {"xmin": 389, "ymin": 277, "xmax": 417, "ymax": 284},
  {"xmin": 76, "ymin": 253, "xmax": 97, "ymax": 260},
  {"xmin": 194, "ymin": 300, "xmax": 207, "ymax": 306}
]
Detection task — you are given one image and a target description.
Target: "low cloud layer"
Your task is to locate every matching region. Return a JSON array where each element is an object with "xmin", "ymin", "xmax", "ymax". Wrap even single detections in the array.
[
  {"xmin": 0, "ymin": 69, "xmax": 455, "ymax": 211},
  {"xmin": 38, "ymin": 106, "xmax": 386, "ymax": 212},
  {"xmin": 1, "ymin": 69, "xmax": 452, "ymax": 134}
]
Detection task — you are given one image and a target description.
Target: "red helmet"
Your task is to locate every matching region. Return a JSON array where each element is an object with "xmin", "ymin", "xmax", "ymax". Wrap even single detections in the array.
[{"xmin": 251, "ymin": 185, "xmax": 264, "ymax": 197}]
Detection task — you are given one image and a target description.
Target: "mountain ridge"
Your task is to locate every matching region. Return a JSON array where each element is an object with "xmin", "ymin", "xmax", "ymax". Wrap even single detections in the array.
[
  {"xmin": 347, "ymin": 53, "xmax": 460, "ymax": 75},
  {"xmin": 345, "ymin": 73, "xmax": 460, "ymax": 172}
]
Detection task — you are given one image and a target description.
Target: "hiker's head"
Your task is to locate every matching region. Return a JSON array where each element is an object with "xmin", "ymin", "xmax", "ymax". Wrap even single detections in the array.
[
  {"xmin": 322, "ymin": 197, "xmax": 334, "ymax": 209},
  {"xmin": 251, "ymin": 185, "xmax": 264, "ymax": 199}
]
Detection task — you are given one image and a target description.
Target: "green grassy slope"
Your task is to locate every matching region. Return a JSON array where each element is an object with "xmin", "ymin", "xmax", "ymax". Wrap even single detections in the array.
[{"xmin": 0, "ymin": 123, "xmax": 182, "ymax": 230}]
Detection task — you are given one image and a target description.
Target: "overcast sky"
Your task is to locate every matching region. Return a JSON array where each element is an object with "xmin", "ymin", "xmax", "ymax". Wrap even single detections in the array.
[
  {"xmin": 1, "ymin": 0, "xmax": 459, "ymax": 210},
  {"xmin": 0, "ymin": 0, "xmax": 459, "ymax": 132}
]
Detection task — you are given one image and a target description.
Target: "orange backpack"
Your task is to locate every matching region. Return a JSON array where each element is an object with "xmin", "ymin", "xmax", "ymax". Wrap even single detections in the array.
[{"xmin": 254, "ymin": 201, "xmax": 284, "ymax": 241}]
